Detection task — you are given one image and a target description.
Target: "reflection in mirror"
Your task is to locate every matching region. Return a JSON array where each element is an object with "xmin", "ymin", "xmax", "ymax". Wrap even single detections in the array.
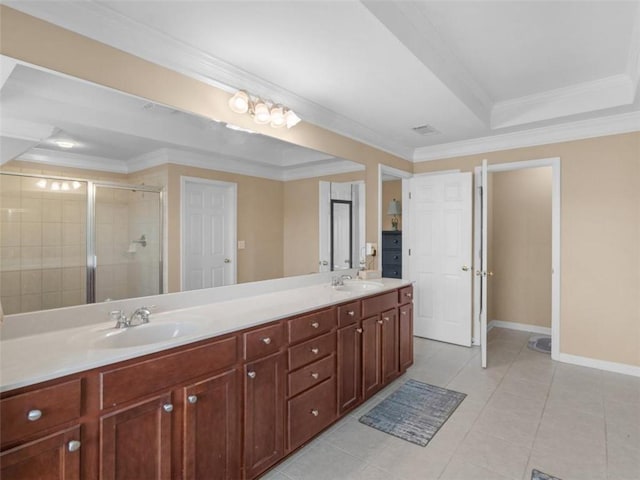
[
  {"xmin": 331, "ymin": 201, "xmax": 352, "ymax": 271},
  {"xmin": 380, "ymin": 169, "xmax": 407, "ymax": 279},
  {"xmin": 0, "ymin": 58, "xmax": 365, "ymax": 314}
]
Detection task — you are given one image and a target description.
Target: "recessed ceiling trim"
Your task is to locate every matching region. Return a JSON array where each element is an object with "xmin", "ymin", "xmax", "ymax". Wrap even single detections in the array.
[
  {"xmin": 5, "ymin": 1, "xmax": 414, "ymax": 160},
  {"xmin": 413, "ymin": 111, "xmax": 640, "ymax": 162},
  {"xmin": 18, "ymin": 148, "xmax": 129, "ymax": 173},
  {"xmin": 491, "ymin": 74, "xmax": 636, "ymax": 129}
]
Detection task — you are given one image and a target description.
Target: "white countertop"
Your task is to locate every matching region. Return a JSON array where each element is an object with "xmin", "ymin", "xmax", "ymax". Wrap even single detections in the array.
[{"xmin": 0, "ymin": 277, "xmax": 410, "ymax": 393}]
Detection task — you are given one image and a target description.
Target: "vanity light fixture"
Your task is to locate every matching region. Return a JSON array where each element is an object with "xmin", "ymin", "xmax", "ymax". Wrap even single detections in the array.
[
  {"xmin": 36, "ymin": 179, "xmax": 83, "ymax": 191},
  {"xmin": 228, "ymin": 90, "xmax": 301, "ymax": 129}
]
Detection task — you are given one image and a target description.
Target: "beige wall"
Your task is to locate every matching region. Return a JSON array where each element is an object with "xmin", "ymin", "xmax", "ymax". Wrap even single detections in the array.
[
  {"xmin": 381, "ymin": 180, "xmax": 402, "ymax": 231},
  {"xmin": 489, "ymin": 167, "xmax": 552, "ymax": 329},
  {"xmin": 283, "ymin": 171, "xmax": 365, "ymax": 277},
  {"xmin": 415, "ymin": 131, "xmax": 640, "ymax": 367}
]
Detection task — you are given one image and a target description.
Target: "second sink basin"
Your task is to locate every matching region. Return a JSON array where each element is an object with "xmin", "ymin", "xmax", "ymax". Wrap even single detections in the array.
[
  {"xmin": 90, "ymin": 321, "xmax": 202, "ymax": 349},
  {"xmin": 334, "ymin": 280, "xmax": 384, "ymax": 293}
]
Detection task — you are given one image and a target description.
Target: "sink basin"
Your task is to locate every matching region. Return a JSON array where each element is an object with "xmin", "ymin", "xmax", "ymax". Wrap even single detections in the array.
[
  {"xmin": 90, "ymin": 321, "xmax": 201, "ymax": 349},
  {"xmin": 334, "ymin": 281, "xmax": 384, "ymax": 293}
]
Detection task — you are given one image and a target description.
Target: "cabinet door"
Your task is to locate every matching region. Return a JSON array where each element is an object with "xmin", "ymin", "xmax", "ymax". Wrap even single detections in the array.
[
  {"xmin": 399, "ymin": 304, "xmax": 414, "ymax": 371},
  {"xmin": 183, "ymin": 369, "xmax": 240, "ymax": 480},
  {"xmin": 361, "ymin": 315, "xmax": 382, "ymax": 399},
  {"xmin": 100, "ymin": 393, "xmax": 172, "ymax": 480},
  {"xmin": 337, "ymin": 323, "xmax": 362, "ymax": 414},
  {"xmin": 0, "ymin": 426, "xmax": 81, "ymax": 480},
  {"xmin": 243, "ymin": 352, "xmax": 286, "ymax": 479},
  {"xmin": 381, "ymin": 308, "xmax": 400, "ymax": 383}
]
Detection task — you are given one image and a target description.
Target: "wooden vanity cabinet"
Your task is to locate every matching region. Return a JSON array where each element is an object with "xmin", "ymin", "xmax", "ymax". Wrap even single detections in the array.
[{"xmin": 399, "ymin": 303, "xmax": 414, "ymax": 371}]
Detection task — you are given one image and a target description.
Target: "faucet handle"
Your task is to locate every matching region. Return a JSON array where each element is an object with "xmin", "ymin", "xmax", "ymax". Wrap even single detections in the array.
[{"xmin": 110, "ymin": 310, "xmax": 128, "ymax": 328}]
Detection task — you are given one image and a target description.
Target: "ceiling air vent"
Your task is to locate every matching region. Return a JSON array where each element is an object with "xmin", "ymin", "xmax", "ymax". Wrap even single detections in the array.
[{"xmin": 412, "ymin": 124, "xmax": 440, "ymax": 136}]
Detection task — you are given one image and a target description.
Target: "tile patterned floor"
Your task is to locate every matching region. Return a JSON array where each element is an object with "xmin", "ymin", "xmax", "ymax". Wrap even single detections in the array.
[{"xmin": 261, "ymin": 327, "xmax": 640, "ymax": 480}]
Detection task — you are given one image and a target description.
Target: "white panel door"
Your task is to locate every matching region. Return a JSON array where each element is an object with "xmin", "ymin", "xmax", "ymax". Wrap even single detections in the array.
[
  {"xmin": 409, "ymin": 172, "xmax": 473, "ymax": 346},
  {"xmin": 182, "ymin": 179, "xmax": 236, "ymax": 291},
  {"xmin": 480, "ymin": 160, "xmax": 489, "ymax": 367}
]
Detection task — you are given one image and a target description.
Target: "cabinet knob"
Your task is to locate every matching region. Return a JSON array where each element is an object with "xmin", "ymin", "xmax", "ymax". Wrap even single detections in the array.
[
  {"xmin": 310, "ymin": 409, "xmax": 319, "ymax": 417},
  {"xmin": 347, "ymin": 311, "xmax": 355, "ymax": 317},
  {"xmin": 311, "ymin": 372, "xmax": 319, "ymax": 379},
  {"xmin": 163, "ymin": 403, "xmax": 173, "ymax": 413},
  {"xmin": 67, "ymin": 440, "xmax": 81, "ymax": 452},
  {"xmin": 402, "ymin": 311, "xmax": 407, "ymax": 316},
  {"xmin": 311, "ymin": 321, "xmax": 320, "ymax": 329},
  {"xmin": 262, "ymin": 337, "xmax": 272, "ymax": 345},
  {"xmin": 247, "ymin": 371, "xmax": 257, "ymax": 379},
  {"xmin": 377, "ymin": 319, "xmax": 383, "ymax": 324},
  {"xmin": 383, "ymin": 316, "xmax": 390, "ymax": 321},
  {"xmin": 27, "ymin": 409, "xmax": 42, "ymax": 421},
  {"xmin": 356, "ymin": 328, "xmax": 363, "ymax": 333},
  {"xmin": 311, "ymin": 347, "xmax": 319, "ymax": 355},
  {"xmin": 187, "ymin": 395, "xmax": 198, "ymax": 404},
  {"xmin": 405, "ymin": 292, "xmax": 412, "ymax": 298}
]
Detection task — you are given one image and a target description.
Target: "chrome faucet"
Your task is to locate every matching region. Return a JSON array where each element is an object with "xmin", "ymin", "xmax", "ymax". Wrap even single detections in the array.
[
  {"xmin": 129, "ymin": 307, "xmax": 152, "ymax": 326},
  {"xmin": 331, "ymin": 274, "xmax": 353, "ymax": 287},
  {"xmin": 110, "ymin": 306, "xmax": 153, "ymax": 328}
]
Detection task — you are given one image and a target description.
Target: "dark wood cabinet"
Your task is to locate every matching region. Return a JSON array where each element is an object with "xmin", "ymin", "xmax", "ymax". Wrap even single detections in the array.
[
  {"xmin": 243, "ymin": 352, "xmax": 286, "ymax": 479},
  {"xmin": 337, "ymin": 323, "xmax": 362, "ymax": 414},
  {"xmin": 381, "ymin": 308, "xmax": 400, "ymax": 383},
  {"xmin": 399, "ymin": 303, "xmax": 414, "ymax": 371},
  {"xmin": 183, "ymin": 369, "xmax": 240, "ymax": 480},
  {"xmin": 0, "ymin": 426, "xmax": 81, "ymax": 480},
  {"xmin": 362, "ymin": 315, "xmax": 383, "ymax": 399},
  {"xmin": 100, "ymin": 393, "xmax": 173, "ymax": 480}
]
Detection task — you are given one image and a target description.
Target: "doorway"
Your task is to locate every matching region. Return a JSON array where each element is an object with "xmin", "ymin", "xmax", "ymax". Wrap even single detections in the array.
[
  {"xmin": 474, "ymin": 158, "xmax": 561, "ymax": 367},
  {"xmin": 180, "ymin": 177, "xmax": 237, "ymax": 291}
]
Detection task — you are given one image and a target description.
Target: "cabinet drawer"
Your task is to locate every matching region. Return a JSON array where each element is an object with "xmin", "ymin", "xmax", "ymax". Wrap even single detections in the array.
[
  {"xmin": 243, "ymin": 322, "xmax": 285, "ymax": 361},
  {"xmin": 288, "ymin": 354, "xmax": 335, "ymax": 398},
  {"xmin": 288, "ymin": 332, "xmax": 335, "ymax": 371},
  {"xmin": 337, "ymin": 302, "xmax": 360, "ymax": 328},
  {"xmin": 383, "ymin": 251, "xmax": 402, "ymax": 265},
  {"xmin": 398, "ymin": 285, "xmax": 413, "ymax": 305},
  {"xmin": 100, "ymin": 335, "xmax": 238, "ymax": 409},
  {"xmin": 381, "ymin": 233, "xmax": 402, "ymax": 249},
  {"xmin": 0, "ymin": 379, "xmax": 81, "ymax": 448},
  {"xmin": 287, "ymin": 309, "xmax": 336, "ymax": 344},
  {"xmin": 362, "ymin": 291, "xmax": 397, "ymax": 317},
  {"xmin": 287, "ymin": 378, "xmax": 337, "ymax": 450}
]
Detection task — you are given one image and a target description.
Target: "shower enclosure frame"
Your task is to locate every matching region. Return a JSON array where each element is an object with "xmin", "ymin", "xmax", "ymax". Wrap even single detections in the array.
[{"xmin": 0, "ymin": 171, "xmax": 164, "ymax": 306}]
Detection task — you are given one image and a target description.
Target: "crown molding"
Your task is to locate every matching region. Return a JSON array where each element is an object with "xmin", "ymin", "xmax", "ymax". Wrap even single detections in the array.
[
  {"xmin": 5, "ymin": 1, "xmax": 414, "ymax": 160},
  {"xmin": 18, "ymin": 148, "xmax": 129, "ymax": 173},
  {"xmin": 491, "ymin": 74, "xmax": 636, "ymax": 129},
  {"xmin": 281, "ymin": 161, "xmax": 365, "ymax": 182},
  {"xmin": 413, "ymin": 110, "xmax": 640, "ymax": 162}
]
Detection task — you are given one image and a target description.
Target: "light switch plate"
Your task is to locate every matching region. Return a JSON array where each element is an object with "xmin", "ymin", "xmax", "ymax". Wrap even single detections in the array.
[{"xmin": 238, "ymin": 240, "xmax": 246, "ymax": 250}]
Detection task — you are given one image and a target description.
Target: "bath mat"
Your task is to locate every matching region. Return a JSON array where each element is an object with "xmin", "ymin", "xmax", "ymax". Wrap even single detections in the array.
[
  {"xmin": 532, "ymin": 469, "xmax": 561, "ymax": 480},
  {"xmin": 528, "ymin": 335, "xmax": 552, "ymax": 354},
  {"xmin": 358, "ymin": 379, "xmax": 466, "ymax": 447}
]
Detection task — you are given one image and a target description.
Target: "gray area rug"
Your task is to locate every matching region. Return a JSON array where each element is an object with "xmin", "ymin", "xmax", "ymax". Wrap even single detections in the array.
[
  {"xmin": 528, "ymin": 334, "xmax": 552, "ymax": 353},
  {"xmin": 532, "ymin": 469, "xmax": 561, "ymax": 480},
  {"xmin": 358, "ymin": 379, "xmax": 466, "ymax": 447}
]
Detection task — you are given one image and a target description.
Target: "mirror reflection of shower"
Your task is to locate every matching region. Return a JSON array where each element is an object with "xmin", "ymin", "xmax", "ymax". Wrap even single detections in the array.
[{"xmin": 0, "ymin": 172, "xmax": 163, "ymax": 314}]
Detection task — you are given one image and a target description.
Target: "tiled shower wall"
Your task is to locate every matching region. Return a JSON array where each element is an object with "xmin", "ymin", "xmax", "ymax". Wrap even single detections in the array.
[{"xmin": 0, "ymin": 174, "xmax": 87, "ymax": 314}]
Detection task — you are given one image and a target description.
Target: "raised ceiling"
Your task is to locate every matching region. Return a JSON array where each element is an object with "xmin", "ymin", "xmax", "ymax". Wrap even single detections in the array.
[{"xmin": 5, "ymin": 0, "xmax": 640, "ymax": 162}]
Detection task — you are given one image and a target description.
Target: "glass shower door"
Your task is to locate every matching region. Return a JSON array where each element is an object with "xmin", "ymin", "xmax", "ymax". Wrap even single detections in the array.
[{"xmin": 93, "ymin": 184, "xmax": 162, "ymax": 302}]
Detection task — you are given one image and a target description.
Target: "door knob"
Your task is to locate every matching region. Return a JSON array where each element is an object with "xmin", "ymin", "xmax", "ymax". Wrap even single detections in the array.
[
  {"xmin": 461, "ymin": 265, "xmax": 470, "ymax": 271},
  {"xmin": 224, "ymin": 258, "xmax": 231, "ymax": 263}
]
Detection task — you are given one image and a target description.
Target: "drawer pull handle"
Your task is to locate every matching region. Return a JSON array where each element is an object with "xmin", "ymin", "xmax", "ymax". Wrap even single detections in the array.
[
  {"xmin": 248, "ymin": 371, "xmax": 257, "ymax": 379},
  {"xmin": 27, "ymin": 409, "xmax": 42, "ymax": 421},
  {"xmin": 262, "ymin": 337, "xmax": 272, "ymax": 345},
  {"xmin": 311, "ymin": 347, "xmax": 319, "ymax": 355},
  {"xmin": 311, "ymin": 321, "xmax": 320, "ymax": 329},
  {"xmin": 347, "ymin": 311, "xmax": 355, "ymax": 317},
  {"xmin": 163, "ymin": 403, "xmax": 173, "ymax": 413},
  {"xmin": 405, "ymin": 292, "xmax": 412, "ymax": 298},
  {"xmin": 310, "ymin": 409, "xmax": 319, "ymax": 417},
  {"xmin": 311, "ymin": 372, "xmax": 319, "ymax": 379},
  {"xmin": 67, "ymin": 440, "xmax": 81, "ymax": 452},
  {"xmin": 377, "ymin": 319, "xmax": 383, "ymax": 325},
  {"xmin": 187, "ymin": 395, "xmax": 198, "ymax": 404},
  {"xmin": 356, "ymin": 328, "xmax": 363, "ymax": 333}
]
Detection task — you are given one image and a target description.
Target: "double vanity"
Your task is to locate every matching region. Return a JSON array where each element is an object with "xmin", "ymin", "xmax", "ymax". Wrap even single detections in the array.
[{"xmin": 0, "ymin": 276, "xmax": 413, "ymax": 479}]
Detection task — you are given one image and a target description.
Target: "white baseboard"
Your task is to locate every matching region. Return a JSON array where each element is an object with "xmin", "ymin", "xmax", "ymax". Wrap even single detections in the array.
[
  {"xmin": 488, "ymin": 320, "xmax": 551, "ymax": 335},
  {"xmin": 555, "ymin": 353, "xmax": 640, "ymax": 378}
]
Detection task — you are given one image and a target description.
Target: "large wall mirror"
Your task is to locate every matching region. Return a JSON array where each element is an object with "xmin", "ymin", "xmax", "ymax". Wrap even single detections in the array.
[{"xmin": 0, "ymin": 57, "xmax": 365, "ymax": 315}]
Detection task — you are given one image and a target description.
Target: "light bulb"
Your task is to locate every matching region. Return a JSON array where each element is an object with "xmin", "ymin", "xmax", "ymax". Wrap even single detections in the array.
[
  {"xmin": 72, "ymin": 181, "xmax": 82, "ymax": 190},
  {"xmin": 54, "ymin": 140, "xmax": 74, "ymax": 149},
  {"xmin": 228, "ymin": 90, "xmax": 249, "ymax": 114},
  {"xmin": 61, "ymin": 182, "xmax": 70, "ymax": 191},
  {"xmin": 270, "ymin": 106, "xmax": 286, "ymax": 128},
  {"xmin": 36, "ymin": 179, "xmax": 47, "ymax": 189},
  {"xmin": 51, "ymin": 182, "xmax": 61, "ymax": 191},
  {"xmin": 253, "ymin": 101, "xmax": 271, "ymax": 124}
]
